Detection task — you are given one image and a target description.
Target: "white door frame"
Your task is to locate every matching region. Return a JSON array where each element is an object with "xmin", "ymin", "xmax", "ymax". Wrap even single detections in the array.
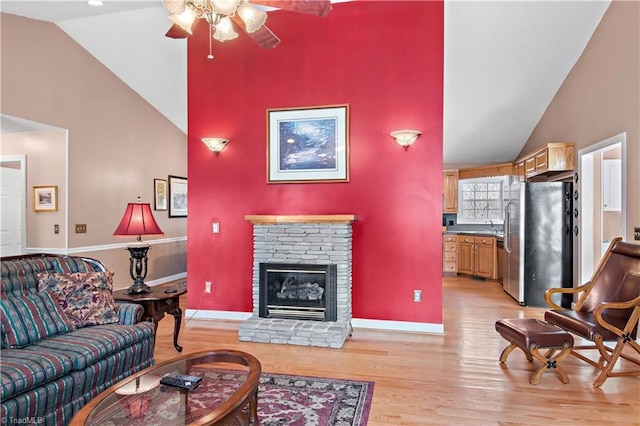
[
  {"xmin": 577, "ymin": 132, "xmax": 626, "ymax": 284},
  {"xmin": 0, "ymin": 155, "xmax": 27, "ymax": 256}
]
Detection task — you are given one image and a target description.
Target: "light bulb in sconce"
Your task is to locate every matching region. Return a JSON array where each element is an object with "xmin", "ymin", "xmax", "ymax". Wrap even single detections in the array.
[
  {"xmin": 202, "ymin": 137, "xmax": 230, "ymax": 155},
  {"xmin": 390, "ymin": 130, "xmax": 422, "ymax": 150}
]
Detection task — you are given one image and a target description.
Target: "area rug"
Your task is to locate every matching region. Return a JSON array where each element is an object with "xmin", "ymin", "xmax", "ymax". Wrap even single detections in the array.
[{"xmin": 91, "ymin": 369, "xmax": 374, "ymax": 426}]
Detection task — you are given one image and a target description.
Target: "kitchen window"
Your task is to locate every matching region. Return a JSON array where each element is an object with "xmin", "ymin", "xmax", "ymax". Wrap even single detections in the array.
[{"xmin": 457, "ymin": 177, "xmax": 507, "ymax": 224}]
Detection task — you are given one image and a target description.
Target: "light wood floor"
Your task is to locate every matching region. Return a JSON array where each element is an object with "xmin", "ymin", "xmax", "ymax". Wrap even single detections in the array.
[{"xmin": 153, "ymin": 276, "xmax": 639, "ymax": 425}]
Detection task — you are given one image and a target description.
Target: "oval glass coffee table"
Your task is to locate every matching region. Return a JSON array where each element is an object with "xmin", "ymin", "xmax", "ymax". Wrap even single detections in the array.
[{"xmin": 70, "ymin": 350, "xmax": 261, "ymax": 426}]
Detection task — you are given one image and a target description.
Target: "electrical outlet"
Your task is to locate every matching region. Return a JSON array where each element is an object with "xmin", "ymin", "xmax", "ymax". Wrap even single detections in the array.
[
  {"xmin": 413, "ymin": 290, "xmax": 422, "ymax": 303},
  {"xmin": 634, "ymin": 227, "xmax": 640, "ymax": 241},
  {"xmin": 75, "ymin": 224, "xmax": 87, "ymax": 233},
  {"xmin": 204, "ymin": 281, "xmax": 212, "ymax": 293}
]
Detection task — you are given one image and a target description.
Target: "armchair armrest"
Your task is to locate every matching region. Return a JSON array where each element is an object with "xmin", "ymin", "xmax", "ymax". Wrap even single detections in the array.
[
  {"xmin": 115, "ymin": 302, "xmax": 144, "ymax": 325},
  {"xmin": 594, "ymin": 295, "xmax": 640, "ymax": 338},
  {"xmin": 545, "ymin": 281, "xmax": 593, "ymax": 310}
]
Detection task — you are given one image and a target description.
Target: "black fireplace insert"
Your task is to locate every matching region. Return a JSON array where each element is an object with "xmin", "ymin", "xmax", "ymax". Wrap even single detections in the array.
[{"xmin": 259, "ymin": 263, "xmax": 337, "ymax": 321}]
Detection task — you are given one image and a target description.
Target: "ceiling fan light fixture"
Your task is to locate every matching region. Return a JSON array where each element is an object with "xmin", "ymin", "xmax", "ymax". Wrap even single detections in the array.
[
  {"xmin": 211, "ymin": 0, "xmax": 242, "ymax": 16},
  {"xmin": 238, "ymin": 2, "xmax": 267, "ymax": 33},
  {"xmin": 162, "ymin": 0, "xmax": 186, "ymax": 15},
  {"xmin": 168, "ymin": 6, "xmax": 197, "ymax": 35},
  {"xmin": 213, "ymin": 17, "xmax": 239, "ymax": 42}
]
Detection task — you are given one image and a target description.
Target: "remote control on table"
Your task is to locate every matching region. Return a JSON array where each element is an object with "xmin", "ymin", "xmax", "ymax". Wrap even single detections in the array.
[{"xmin": 160, "ymin": 372, "xmax": 202, "ymax": 389}]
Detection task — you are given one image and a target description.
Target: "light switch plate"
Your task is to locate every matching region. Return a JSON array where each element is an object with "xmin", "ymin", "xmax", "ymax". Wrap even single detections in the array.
[
  {"xmin": 75, "ymin": 224, "xmax": 87, "ymax": 233},
  {"xmin": 212, "ymin": 222, "xmax": 220, "ymax": 234}
]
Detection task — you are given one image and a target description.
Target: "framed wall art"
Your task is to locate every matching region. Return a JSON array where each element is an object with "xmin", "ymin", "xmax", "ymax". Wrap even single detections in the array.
[
  {"xmin": 33, "ymin": 185, "xmax": 58, "ymax": 212},
  {"xmin": 267, "ymin": 104, "xmax": 349, "ymax": 183},
  {"xmin": 168, "ymin": 175, "xmax": 187, "ymax": 218},
  {"xmin": 154, "ymin": 178, "xmax": 168, "ymax": 211}
]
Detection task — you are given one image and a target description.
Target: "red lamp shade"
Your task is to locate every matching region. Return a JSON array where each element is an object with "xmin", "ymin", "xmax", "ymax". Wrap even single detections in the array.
[{"xmin": 113, "ymin": 203, "xmax": 164, "ymax": 239}]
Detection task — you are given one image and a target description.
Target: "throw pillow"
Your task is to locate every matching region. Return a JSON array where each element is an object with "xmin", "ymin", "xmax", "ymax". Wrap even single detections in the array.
[
  {"xmin": 38, "ymin": 271, "xmax": 120, "ymax": 328},
  {"xmin": 0, "ymin": 291, "xmax": 76, "ymax": 349}
]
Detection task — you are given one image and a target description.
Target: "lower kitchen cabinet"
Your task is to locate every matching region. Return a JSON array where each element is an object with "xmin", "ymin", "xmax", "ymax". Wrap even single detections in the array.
[
  {"xmin": 442, "ymin": 234, "xmax": 457, "ymax": 276},
  {"xmin": 456, "ymin": 235, "xmax": 497, "ymax": 280}
]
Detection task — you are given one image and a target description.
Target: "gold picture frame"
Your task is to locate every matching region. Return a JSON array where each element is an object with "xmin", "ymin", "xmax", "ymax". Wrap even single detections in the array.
[
  {"xmin": 154, "ymin": 178, "xmax": 168, "ymax": 211},
  {"xmin": 33, "ymin": 185, "xmax": 58, "ymax": 212}
]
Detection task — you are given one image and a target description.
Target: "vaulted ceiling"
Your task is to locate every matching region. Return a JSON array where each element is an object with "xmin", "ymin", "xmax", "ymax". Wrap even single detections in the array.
[{"xmin": 0, "ymin": 0, "xmax": 611, "ymax": 164}]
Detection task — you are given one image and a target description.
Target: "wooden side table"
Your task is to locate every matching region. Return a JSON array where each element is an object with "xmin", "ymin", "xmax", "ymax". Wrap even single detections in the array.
[{"xmin": 114, "ymin": 282, "xmax": 187, "ymax": 352}]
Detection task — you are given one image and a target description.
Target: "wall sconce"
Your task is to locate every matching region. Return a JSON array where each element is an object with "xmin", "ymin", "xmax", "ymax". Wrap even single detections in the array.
[
  {"xmin": 390, "ymin": 130, "xmax": 422, "ymax": 150},
  {"xmin": 202, "ymin": 137, "xmax": 229, "ymax": 155}
]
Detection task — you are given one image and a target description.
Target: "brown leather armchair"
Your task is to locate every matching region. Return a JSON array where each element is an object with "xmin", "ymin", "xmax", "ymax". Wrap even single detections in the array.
[{"xmin": 544, "ymin": 237, "xmax": 640, "ymax": 387}]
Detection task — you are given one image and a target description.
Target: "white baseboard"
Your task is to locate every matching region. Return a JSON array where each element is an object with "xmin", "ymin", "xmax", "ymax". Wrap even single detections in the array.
[
  {"xmin": 185, "ymin": 309, "xmax": 252, "ymax": 321},
  {"xmin": 351, "ymin": 318, "xmax": 444, "ymax": 334},
  {"xmin": 182, "ymin": 309, "xmax": 444, "ymax": 334}
]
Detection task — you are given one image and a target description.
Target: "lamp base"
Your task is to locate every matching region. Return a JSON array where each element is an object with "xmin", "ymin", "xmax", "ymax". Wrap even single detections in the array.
[
  {"xmin": 124, "ymin": 283, "xmax": 151, "ymax": 295},
  {"xmin": 124, "ymin": 245, "xmax": 152, "ymax": 295}
]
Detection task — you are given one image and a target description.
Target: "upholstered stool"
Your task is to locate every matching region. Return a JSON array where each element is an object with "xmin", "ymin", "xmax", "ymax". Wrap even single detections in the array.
[{"xmin": 495, "ymin": 318, "xmax": 574, "ymax": 385}]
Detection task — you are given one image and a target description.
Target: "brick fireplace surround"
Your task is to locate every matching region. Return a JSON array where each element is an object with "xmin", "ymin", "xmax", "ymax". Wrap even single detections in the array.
[{"xmin": 239, "ymin": 215, "xmax": 357, "ymax": 348}]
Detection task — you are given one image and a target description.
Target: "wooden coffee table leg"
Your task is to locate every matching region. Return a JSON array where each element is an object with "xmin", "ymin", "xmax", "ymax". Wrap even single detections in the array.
[
  {"xmin": 248, "ymin": 388, "xmax": 259, "ymax": 424},
  {"xmin": 168, "ymin": 307, "xmax": 183, "ymax": 352}
]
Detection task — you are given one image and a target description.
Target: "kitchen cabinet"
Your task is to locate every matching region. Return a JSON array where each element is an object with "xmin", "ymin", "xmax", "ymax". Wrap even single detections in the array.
[
  {"xmin": 442, "ymin": 234, "xmax": 457, "ymax": 276},
  {"xmin": 457, "ymin": 163, "xmax": 513, "ymax": 180},
  {"xmin": 443, "ymin": 170, "xmax": 459, "ymax": 213},
  {"xmin": 516, "ymin": 142, "xmax": 574, "ymax": 180},
  {"xmin": 457, "ymin": 235, "xmax": 497, "ymax": 279}
]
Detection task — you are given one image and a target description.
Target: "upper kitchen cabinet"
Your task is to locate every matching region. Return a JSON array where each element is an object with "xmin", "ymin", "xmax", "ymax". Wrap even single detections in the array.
[
  {"xmin": 443, "ymin": 170, "xmax": 459, "ymax": 213},
  {"xmin": 517, "ymin": 142, "xmax": 575, "ymax": 180},
  {"xmin": 457, "ymin": 163, "xmax": 514, "ymax": 180}
]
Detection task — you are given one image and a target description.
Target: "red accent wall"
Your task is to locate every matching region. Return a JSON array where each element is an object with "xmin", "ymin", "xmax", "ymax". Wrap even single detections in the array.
[{"xmin": 187, "ymin": 1, "xmax": 444, "ymax": 324}]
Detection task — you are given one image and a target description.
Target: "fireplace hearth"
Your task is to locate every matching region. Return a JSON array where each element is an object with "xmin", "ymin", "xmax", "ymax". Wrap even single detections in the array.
[{"xmin": 259, "ymin": 263, "xmax": 337, "ymax": 321}]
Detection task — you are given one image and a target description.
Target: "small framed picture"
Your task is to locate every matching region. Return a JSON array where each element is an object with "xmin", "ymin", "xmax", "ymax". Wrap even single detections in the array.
[
  {"xmin": 267, "ymin": 104, "xmax": 349, "ymax": 183},
  {"xmin": 154, "ymin": 179, "xmax": 168, "ymax": 211},
  {"xmin": 168, "ymin": 175, "xmax": 187, "ymax": 218},
  {"xmin": 33, "ymin": 185, "xmax": 58, "ymax": 212}
]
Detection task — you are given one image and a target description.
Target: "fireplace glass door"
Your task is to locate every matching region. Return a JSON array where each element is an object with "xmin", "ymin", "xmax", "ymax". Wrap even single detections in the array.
[{"xmin": 259, "ymin": 263, "xmax": 337, "ymax": 321}]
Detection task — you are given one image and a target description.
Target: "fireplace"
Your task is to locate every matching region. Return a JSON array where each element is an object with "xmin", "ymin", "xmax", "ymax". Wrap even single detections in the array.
[
  {"xmin": 240, "ymin": 214, "xmax": 357, "ymax": 348},
  {"xmin": 259, "ymin": 263, "xmax": 337, "ymax": 321}
]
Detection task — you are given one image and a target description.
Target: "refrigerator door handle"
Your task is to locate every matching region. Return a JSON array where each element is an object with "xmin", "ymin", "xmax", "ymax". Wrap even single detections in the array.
[{"xmin": 504, "ymin": 201, "xmax": 512, "ymax": 253}]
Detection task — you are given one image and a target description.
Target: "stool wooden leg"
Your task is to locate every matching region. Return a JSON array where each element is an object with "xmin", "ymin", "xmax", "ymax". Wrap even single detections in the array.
[
  {"xmin": 499, "ymin": 342, "xmax": 518, "ymax": 363},
  {"xmin": 529, "ymin": 345, "xmax": 571, "ymax": 385}
]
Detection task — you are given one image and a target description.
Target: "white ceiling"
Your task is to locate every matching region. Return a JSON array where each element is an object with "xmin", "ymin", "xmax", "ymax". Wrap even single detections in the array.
[{"xmin": 0, "ymin": 0, "xmax": 610, "ymax": 164}]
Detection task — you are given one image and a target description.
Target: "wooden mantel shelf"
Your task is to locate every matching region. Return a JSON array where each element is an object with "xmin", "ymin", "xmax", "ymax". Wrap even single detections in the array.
[{"xmin": 245, "ymin": 215, "xmax": 357, "ymax": 225}]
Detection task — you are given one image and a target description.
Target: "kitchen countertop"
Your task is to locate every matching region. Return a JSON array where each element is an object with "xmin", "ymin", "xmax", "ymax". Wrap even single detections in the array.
[{"xmin": 443, "ymin": 230, "xmax": 504, "ymax": 241}]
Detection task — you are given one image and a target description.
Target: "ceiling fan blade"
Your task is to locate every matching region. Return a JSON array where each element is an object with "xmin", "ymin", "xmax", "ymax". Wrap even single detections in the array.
[
  {"xmin": 232, "ymin": 15, "xmax": 281, "ymax": 49},
  {"xmin": 165, "ymin": 23, "xmax": 189, "ymax": 39},
  {"xmin": 250, "ymin": 0, "xmax": 332, "ymax": 17},
  {"xmin": 165, "ymin": 18, "xmax": 202, "ymax": 39}
]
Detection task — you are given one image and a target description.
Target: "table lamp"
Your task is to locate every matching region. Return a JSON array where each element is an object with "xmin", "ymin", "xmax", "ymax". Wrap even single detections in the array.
[
  {"xmin": 113, "ymin": 197, "xmax": 164, "ymax": 295},
  {"xmin": 115, "ymin": 375, "xmax": 161, "ymax": 419}
]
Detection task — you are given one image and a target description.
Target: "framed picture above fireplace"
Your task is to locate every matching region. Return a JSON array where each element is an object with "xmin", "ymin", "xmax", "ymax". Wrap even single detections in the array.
[{"xmin": 267, "ymin": 104, "xmax": 349, "ymax": 183}]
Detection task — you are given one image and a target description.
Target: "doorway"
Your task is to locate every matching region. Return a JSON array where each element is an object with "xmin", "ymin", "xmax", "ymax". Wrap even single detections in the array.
[
  {"xmin": 578, "ymin": 133, "xmax": 626, "ymax": 284},
  {"xmin": 0, "ymin": 156, "xmax": 27, "ymax": 256}
]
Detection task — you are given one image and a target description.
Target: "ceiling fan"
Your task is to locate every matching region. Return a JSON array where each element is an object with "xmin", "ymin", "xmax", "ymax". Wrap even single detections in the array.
[{"xmin": 162, "ymin": 0, "xmax": 332, "ymax": 55}]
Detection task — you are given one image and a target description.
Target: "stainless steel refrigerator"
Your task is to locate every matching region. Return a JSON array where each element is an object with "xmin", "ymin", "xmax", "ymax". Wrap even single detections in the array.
[{"xmin": 503, "ymin": 179, "xmax": 573, "ymax": 307}]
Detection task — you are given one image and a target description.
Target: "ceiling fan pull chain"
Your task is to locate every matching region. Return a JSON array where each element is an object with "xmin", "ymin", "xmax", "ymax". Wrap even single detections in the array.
[{"xmin": 208, "ymin": 23, "xmax": 214, "ymax": 60}]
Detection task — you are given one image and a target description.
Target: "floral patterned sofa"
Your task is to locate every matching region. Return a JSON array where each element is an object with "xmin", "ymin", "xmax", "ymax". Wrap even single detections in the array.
[{"xmin": 0, "ymin": 254, "xmax": 155, "ymax": 425}]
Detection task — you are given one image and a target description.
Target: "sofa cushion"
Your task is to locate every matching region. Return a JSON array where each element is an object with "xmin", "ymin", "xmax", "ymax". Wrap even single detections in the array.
[
  {"xmin": 38, "ymin": 271, "xmax": 120, "ymax": 328},
  {"xmin": 27, "ymin": 322, "xmax": 155, "ymax": 371},
  {"xmin": 0, "ymin": 349, "xmax": 74, "ymax": 401},
  {"xmin": 0, "ymin": 292, "xmax": 75, "ymax": 349}
]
